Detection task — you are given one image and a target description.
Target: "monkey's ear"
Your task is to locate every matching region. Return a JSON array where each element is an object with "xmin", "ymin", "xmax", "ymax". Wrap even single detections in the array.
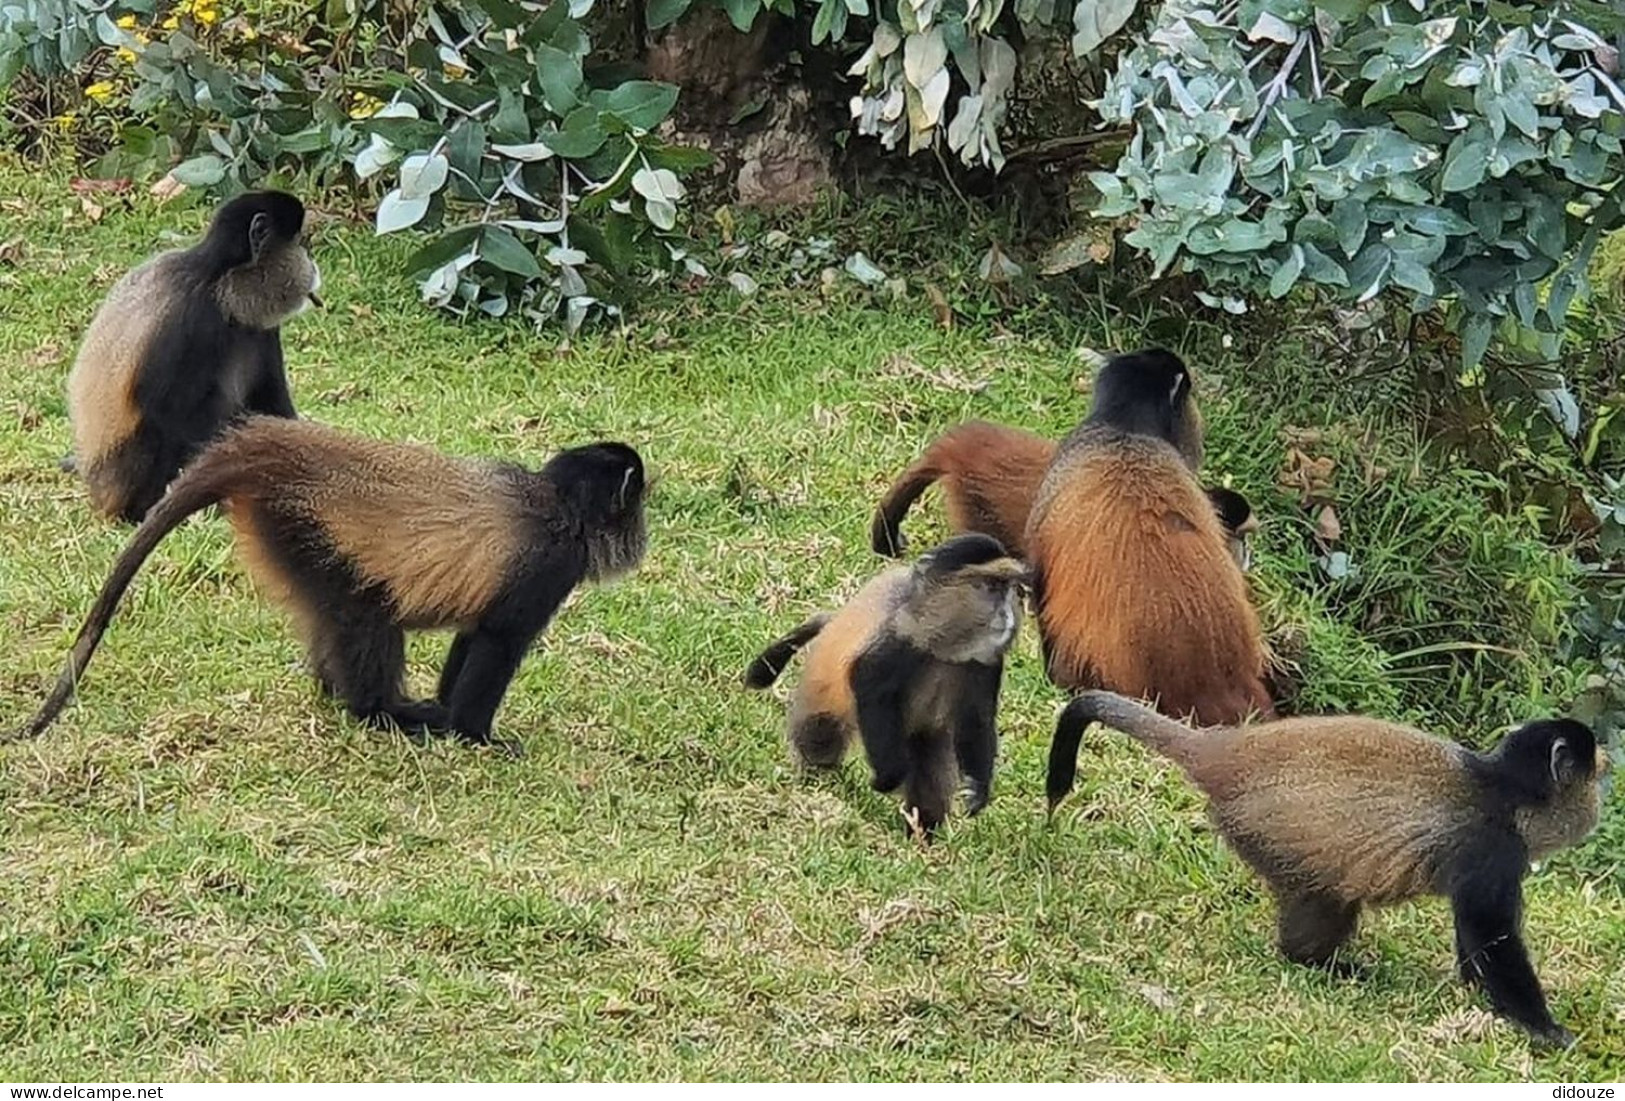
[
  {"xmin": 248, "ymin": 212, "xmax": 274, "ymax": 262},
  {"xmin": 1549, "ymin": 737, "xmax": 1583, "ymax": 786},
  {"xmin": 1169, "ymin": 372, "xmax": 1187, "ymax": 403}
]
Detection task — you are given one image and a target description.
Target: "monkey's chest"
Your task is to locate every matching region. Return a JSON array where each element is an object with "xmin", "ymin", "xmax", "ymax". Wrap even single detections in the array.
[{"xmin": 902, "ymin": 662, "xmax": 977, "ymax": 735}]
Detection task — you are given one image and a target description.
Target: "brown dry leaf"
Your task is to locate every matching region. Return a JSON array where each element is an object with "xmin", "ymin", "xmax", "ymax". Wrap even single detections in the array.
[
  {"xmin": 79, "ymin": 196, "xmax": 104, "ymax": 223},
  {"xmin": 348, "ymin": 303, "xmax": 373, "ymax": 318},
  {"xmin": 880, "ymin": 353, "xmax": 987, "ymax": 394},
  {"xmin": 1314, "ymin": 504, "xmax": 1342, "ymax": 543},
  {"xmin": 70, "ymin": 177, "xmax": 132, "ymax": 194},
  {"xmin": 16, "ymin": 404, "xmax": 42, "ymax": 431},
  {"xmin": 1135, "ymin": 983, "xmax": 1178, "ymax": 1012},
  {"xmin": 23, "ymin": 342, "xmax": 62, "ymax": 369},
  {"xmin": 150, "ymin": 173, "xmax": 188, "ymax": 203},
  {"xmin": 925, "ymin": 282, "xmax": 954, "ymax": 330},
  {"xmin": 0, "ymin": 238, "xmax": 23, "ymax": 265},
  {"xmin": 1277, "ymin": 446, "xmax": 1336, "ymax": 501}
]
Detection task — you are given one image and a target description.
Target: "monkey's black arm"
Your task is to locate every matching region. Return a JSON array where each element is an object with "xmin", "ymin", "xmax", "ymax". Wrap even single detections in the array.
[
  {"xmin": 851, "ymin": 641, "xmax": 918, "ymax": 794},
  {"xmin": 953, "ymin": 661, "xmax": 1003, "ymax": 815},
  {"xmin": 1450, "ymin": 843, "xmax": 1572, "ymax": 1047},
  {"xmin": 246, "ymin": 339, "xmax": 297, "ymax": 419}
]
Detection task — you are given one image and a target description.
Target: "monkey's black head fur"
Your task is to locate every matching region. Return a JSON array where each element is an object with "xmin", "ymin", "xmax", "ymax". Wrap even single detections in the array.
[
  {"xmin": 915, "ymin": 533, "xmax": 1010, "ymax": 577},
  {"xmin": 1207, "ymin": 487, "xmax": 1252, "ymax": 532},
  {"xmin": 546, "ymin": 441, "xmax": 645, "ymax": 520},
  {"xmin": 1087, "ymin": 348, "xmax": 1198, "ymax": 450},
  {"xmin": 1486, "ymin": 718, "xmax": 1600, "ymax": 805},
  {"xmin": 198, "ymin": 191, "xmax": 307, "ymax": 274}
]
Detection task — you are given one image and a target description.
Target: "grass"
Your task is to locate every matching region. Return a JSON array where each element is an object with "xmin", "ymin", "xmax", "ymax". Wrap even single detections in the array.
[{"xmin": 0, "ymin": 154, "xmax": 1621, "ymax": 1082}]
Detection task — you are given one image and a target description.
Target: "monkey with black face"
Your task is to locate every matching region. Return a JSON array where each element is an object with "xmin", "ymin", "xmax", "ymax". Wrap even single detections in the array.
[
  {"xmin": 16, "ymin": 417, "xmax": 647, "ymax": 755},
  {"xmin": 870, "ymin": 419, "xmax": 1261, "ymax": 571},
  {"xmin": 745, "ymin": 534, "xmax": 1026, "ymax": 836},
  {"xmin": 1049, "ymin": 689, "xmax": 1611, "ymax": 1048},
  {"xmin": 67, "ymin": 191, "xmax": 322, "ymax": 524},
  {"xmin": 1025, "ymin": 349, "xmax": 1274, "ymax": 725}
]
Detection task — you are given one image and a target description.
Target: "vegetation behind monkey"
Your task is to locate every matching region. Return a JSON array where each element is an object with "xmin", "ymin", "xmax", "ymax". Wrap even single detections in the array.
[
  {"xmin": 1049, "ymin": 689, "xmax": 1611, "ymax": 1048},
  {"xmin": 17, "ymin": 417, "xmax": 648, "ymax": 755},
  {"xmin": 745, "ymin": 533, "xmax": 1027, "ymax": 836},
  {"xmin": 67, "ymin": 190, "xmax": 322, "ymax": 524}
]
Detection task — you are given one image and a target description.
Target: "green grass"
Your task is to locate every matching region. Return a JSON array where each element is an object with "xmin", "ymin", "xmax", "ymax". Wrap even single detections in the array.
[{"xmin": 1, "ymin": 155, "xmax": 1621, "ymax": 1082}]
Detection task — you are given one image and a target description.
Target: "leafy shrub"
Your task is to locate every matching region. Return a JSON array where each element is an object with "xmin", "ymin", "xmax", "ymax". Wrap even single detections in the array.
[{"xmin": 2, "ymin": 0, "xmax": 703, "ymax": 331}]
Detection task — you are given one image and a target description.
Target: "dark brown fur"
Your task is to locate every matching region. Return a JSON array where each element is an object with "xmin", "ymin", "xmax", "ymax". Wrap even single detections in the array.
[
  {"xmin": 16, "ymin": 417, "xmax": 648, "ymax": 754},
  {"xmin": 1049, "ymin": 690, "xmax": 1610, "ymax": 1047},
  {"xmin": 1025, "ymin": 351, "xmax": 1272, "ymax": 725}
]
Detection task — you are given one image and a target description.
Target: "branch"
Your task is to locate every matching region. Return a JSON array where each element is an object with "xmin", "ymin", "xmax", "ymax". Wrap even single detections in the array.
[{"xmin": 1246, "ymin": 29, "xmax": 1311, "ymax": 142}]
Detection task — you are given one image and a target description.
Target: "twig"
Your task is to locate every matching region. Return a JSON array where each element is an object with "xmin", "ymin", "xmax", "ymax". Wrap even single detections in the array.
[
  {"xmin": 1246, "ymin": 29, "xmax": 1310, "ymax": 141},
  {"xmin": 1003, "ymin": 129, "xmax": 1129, "ymax": 167}
]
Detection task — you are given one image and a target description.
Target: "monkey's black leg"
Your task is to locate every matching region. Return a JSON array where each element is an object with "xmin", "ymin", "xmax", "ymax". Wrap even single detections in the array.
[
  {"xmin": 315, "ymin": 599, "xmax": 450, "ymax": 739},
  {"xmin": 851, "ymin": 646, "xmax": 916, "ymax": 795},
  {"xmin": 436, "ymin": 630, "xmax": 475, "ymax": 705},
  {"xmin": 1276, "ymin": 890, "xmax": 1361, "ymax": 973},
  {"xmin": 953, "ymin": 663, "xmax": 1002, "ymax": 816},
  {"xmin": 903, "ymin": 732, "xmax": 958, "ymax": 837},
  {"xmin": 1451, "ymin": 862, "xmax": 1573, "ymax": 1047},
  {"xmin": 443, "ymin": 627, "xmax": 533, "ymax": 756}
]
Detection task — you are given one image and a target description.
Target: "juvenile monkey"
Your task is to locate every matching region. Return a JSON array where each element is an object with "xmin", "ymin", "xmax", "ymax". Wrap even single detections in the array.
[
  {"xmin": 17, "ymin": 417, "xmax": 647, "ymax": 754},
  {"xmin": 745, "ymin": 534, "xmax": 1026, "ymax": 835},
  {"xmin": 1049, "ymin": 689, "xmax": 1611, "ymax": 1048},
  {"xmin": 67, "ymin": 191, "xmax": 321, "ymax": 523}
]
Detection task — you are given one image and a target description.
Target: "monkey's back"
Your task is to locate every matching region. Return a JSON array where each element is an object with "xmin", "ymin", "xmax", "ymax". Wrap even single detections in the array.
[
  {"xmin": 792, "ymin": 569, "xmax": 908, "ymax": 730},
  {"xmin": 1184, "ymin": 716, "xmax": 1470, "ymax": 903},
  {"xmin": 210, "ymin": 418, "xmax": 525, "ymax": 628},
  {"xmin": 929, "ymin": 421, "xmax": 1055, "ymax": 557},
  {"xmin": 1028, "ymin": 430, "xmax": 1267, "ymax": 724}
]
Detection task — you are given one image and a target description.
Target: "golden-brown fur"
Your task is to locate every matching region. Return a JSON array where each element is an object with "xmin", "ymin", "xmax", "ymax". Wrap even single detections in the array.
[
  {"xmin": 1027, "ymin": 433, "xmax": 1271, "ymax": 725},
  {"xmin": 67, "ymin": 262, "xmax": 169, "ymax": 480},
  {"xmin": 787, "ymin": 568, "xmax": 905, "ymax": 749}
]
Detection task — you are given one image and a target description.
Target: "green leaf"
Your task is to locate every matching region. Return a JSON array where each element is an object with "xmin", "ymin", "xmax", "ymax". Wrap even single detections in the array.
[
  {"xmin": 1299, "ymin": 242, "xmax": 1350, "ymax": 287},
  {"xmin": 405, "ymin": 224, "xmax": 481, "ymax": 276},
  {"xmin": 172, "ymin": 154, "xmax": 226, "ymax": 187},
  {"xmin": 1346, "ymin": 241, "xmax": 1393, "ymax": 302},
  {"xmin": 1268, "ymin": 244, "xmax": 1305, "ymax": 298},
  {"xmin": 1072, "ymin": 0, "xmax": 1140, "ymax": 56},
  {"xmin": 479, "ymin": 225, "xmax": 545, "ymax": 279},
  {"xmin": 812, "ymin": 0, "xmax": 848, "ymax": 44},
  {"xmin": 535, "ymin": 43, "xmax": 583, "ymax": 115},
  {"xmin": 1331, "ymin": 199, "xmax": 1367, "ymax": 258},
  {"xmin": 447, "ymin": 118, "xmax": 486, "ymax": 183},
  {"xmin": 641, "ymin": 143, "xmax": 718, "ymax": 172},
  {"xmin": 540, "ymin": 106, "xmax": 607, "ymax": 159},
  {"xmin": 1461, "ymin": 313, "xmax": 1493, "ymax": 370},
  {"xmin": 646, "ymin": 0, "xmax": 694, "ymax": 27},
  {"xmin": 602, "ymin": 81, "xmax": 680, "ymax": 131},
  {"xmin": 720, "ymin": 0, "xmax": 762, "ymax": 32},
  {"xmin": 1440, "ymin": 132, "xmax": 1490, "ymax": 192}
]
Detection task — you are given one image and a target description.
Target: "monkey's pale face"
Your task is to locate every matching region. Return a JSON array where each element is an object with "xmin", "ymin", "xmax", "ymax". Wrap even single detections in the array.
[
  {"xmin": 218, "ymin": 241, "xmax": 322, "ymax": 329},
  {"xmin": 900, "ymin": 577, "xmax": 1022, "ymax": 665}
]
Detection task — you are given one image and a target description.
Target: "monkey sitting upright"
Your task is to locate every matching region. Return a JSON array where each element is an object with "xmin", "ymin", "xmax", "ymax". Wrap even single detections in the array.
[
  {"xmin": 67, "ymin": 190, "xmax": 322, "ymax": 524},
  {"xmin": 1048, "ymin": 689, "xmax": 1612, "ymax": 1048},
  {"xmin": 16, "ymin": 417, "xmax": 648, "ymax": 755},
  {"xmin": 1024, "ymin": 349, "xmax": 1274, "ymax": 725},
  {"xmin": 870, "ymin": 419, "xmax": 1260, "ymax": 572},
  {"xmin": 744, "ymin": 534, "xmax": 1027, "ymax": 836}
]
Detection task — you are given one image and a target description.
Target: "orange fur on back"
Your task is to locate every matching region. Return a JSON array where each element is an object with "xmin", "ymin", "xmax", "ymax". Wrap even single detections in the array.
[
  {"xmin": 210, "ymin": 419, "xmax": 522, "ymax": 628},
  {"xmin": 792, "ymin": 569, "xmax": 907, "ymax": 732},
  {"xmin": 927, "ymin": 421, "xmax": 1055, "ymax": 557},
  {"xmin": 1029, "ymin": 437, "xmax": 1269, "ymax": 724},
  {"xmin": 1174, "ymin": 716, "xmax": 1471, "ymax": 902}
]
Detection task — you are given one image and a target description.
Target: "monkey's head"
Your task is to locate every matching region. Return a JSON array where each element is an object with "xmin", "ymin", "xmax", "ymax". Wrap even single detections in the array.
[
  {"xmin": 546, "ymin": 441, "xmax": 648, "ymax": 582},
  {"xmin": 1090, "ymin": 348, "xmax": 1204, "ymax": 468},
  {"xmin": 896, "ymin": 533, "xmax": 1028, "ymax": 664},
  {"xmin": 204, "ymin": 191, "xmax": 323, "ymax": 329},
  {"xmin": 1494, "ymin": 718, "xmax": 1610, "ymax": 860},
  {"xmin": 1207, "ymin": 486, "xmax": 1258, "ymax": 572}
]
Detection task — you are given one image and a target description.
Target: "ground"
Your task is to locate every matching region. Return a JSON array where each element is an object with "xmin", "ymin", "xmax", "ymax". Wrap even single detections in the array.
[{"xmin": 0, "ymin": 156, "xmax": 1621, "ymax": 1081}]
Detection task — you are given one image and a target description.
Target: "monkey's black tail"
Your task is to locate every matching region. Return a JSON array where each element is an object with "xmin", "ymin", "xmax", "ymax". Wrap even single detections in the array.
[
  {"xmin": 870, "ymin": 458, "xmax": 942, "ymax": 558},
  {"xmin": 11, "ymin": 450, "xmax": 237, "ymax": 741},
  {"xmin": 1047, "ymin": 690, "xmax": 1199, "ymax": 811},
  {"xmin": 743, "ymin": 613, "xmax": 831, "ymax": 689}
]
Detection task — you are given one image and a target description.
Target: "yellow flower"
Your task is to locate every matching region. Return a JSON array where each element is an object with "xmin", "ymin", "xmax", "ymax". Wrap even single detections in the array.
[
  {"xmin": 115, "ymin": 14, "xmax": 136, "ymax": 28},
  {"xmin": 195, "ymin": 8, "xmax": 218, "ymax": 24},
  {"xmin": 161, "ymin": 13, "xmax": 179, "ymax": 29},
  {"xmin": 55, "ymin": 112, "xmax": 78, "ymax": 131},
  {"xmin": 348, "ymin": 93, "xmax": 385, "ymax": 119},
  {"xmin": 85, "ymin": 81, "xmax": 116, "ymax": 103},
  {"xmin": 115, "ymin": 46, "xmax": 138, "ymax": 64},
  {"xmin": 442, "ymin": 62, "xmax": 467, "ymax": 80}
]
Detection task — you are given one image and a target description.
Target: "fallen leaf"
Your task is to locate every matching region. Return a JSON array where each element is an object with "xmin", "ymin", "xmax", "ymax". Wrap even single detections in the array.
[
  {"xmin": 0, "ymin": 239, "xmax": 23, "ymax": 265},
  {"xmin": 925, "ymin": 283, "xmax": 954, "ymax": 329},
  {"xmin": 79, "ymin": 196, "xmax": 104, "ymax": 223},
  {"xmin": 1314, "ymin": 504, "xmax": 1342, "ymax": 543},
  {"xmin": 70, "ymin": 177, "xmax": 132, "ymax": 194},
  {"xmin": 1135, "ymin": 983, "xmax": 1178, "ymax": 1012},
  {"xmin": 150, "ymin": 174, "xmax": 188, "ymax": 203}
]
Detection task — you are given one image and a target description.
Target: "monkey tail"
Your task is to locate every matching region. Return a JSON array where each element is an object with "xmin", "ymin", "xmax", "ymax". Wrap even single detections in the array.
[
  {"xmin": 870, "ymin": 457, "xmax": 943, "ymax": 558},
  {"xmin": 11, "ymin": 451, "xmax": 237, "ymax": 741},
  {"xmin": 744, "ymin": 613, "xmax": 832, "ymax": 689},
  {"xmin": 1047, "ymin": 690, "xmax": 1199, "ymax": 811}
]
